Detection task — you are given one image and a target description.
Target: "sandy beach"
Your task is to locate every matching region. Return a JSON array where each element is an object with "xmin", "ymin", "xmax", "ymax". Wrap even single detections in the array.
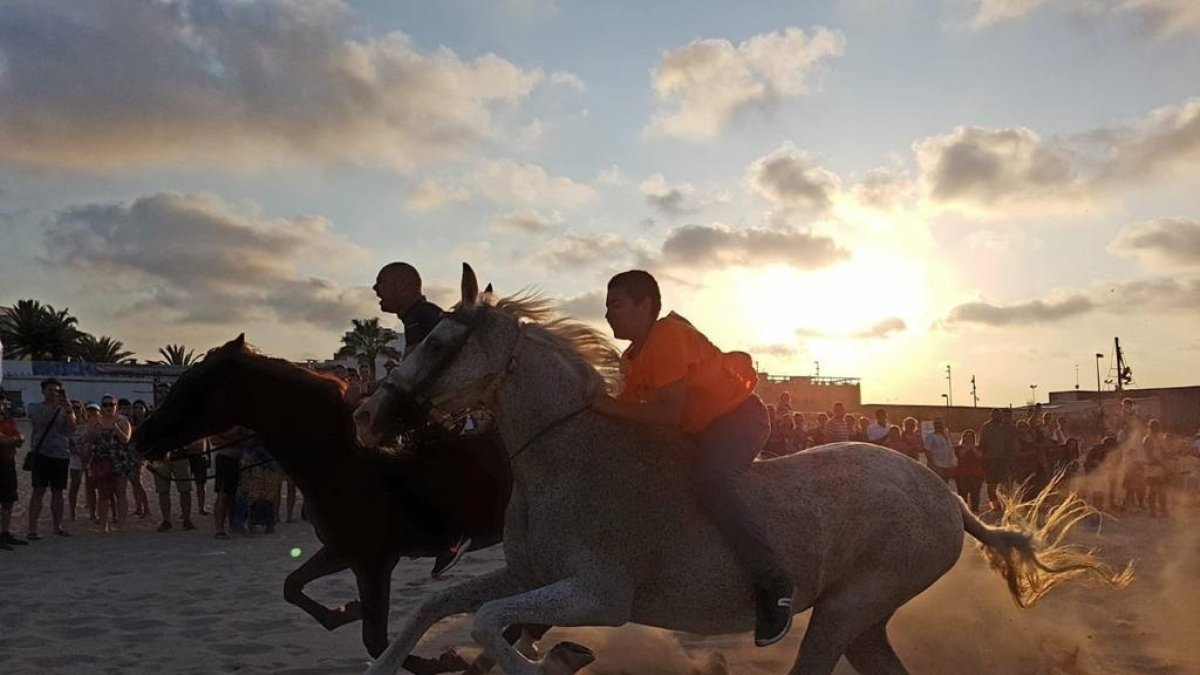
[{"xmin": 3, "ymin": 433, "xmax": 1198, "ymax": 675}]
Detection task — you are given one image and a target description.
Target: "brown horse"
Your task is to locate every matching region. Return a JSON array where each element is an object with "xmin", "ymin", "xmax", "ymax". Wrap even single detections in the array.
[{"xmin": 136, "ymin": 335, "xmax": 532, "ymax": 674}]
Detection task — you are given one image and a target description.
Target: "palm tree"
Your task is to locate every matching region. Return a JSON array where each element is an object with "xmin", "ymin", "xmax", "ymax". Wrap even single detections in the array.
[
  {"xmin": 335, "ymin": 318, "xmax": 401, "ymax": 368},
  {"xmin": 75, "ymin": 334, "xmax": 135, "ymax": 363},
  {"xmin": 0, "ymin": 299, "xmax": 82, "ymax": 360},
  {"xmin": 156, "ymin": 344, "xmax": 199, "ymax": 366}
]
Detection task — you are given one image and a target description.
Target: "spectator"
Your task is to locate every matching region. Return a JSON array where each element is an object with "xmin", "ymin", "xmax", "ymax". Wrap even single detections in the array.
[
  {"xmin": 881, "ymin": 424, "xmax": 902, "ymax": 454},
  {"xmin": 777, "ymin": 392, "xmax": 793, "ymax": 414},
  {"xmin": 1049, "ymin": 416, "xmax": 1069, "ymax": 444},
  {"xmin": 979, "ymin": 408, "xmax": 1018, "ymax": 511},
  {"xmin": 866, "ymin": 409, "xmax": 890, "ymax": 443},
  {"xmin": 923, "ymin": 418, "xmax": 957, "ymax": 484},
  {"xmin": 1143, "ymin": 419, "xmax": 1168, "ymax": 518},
  {"xmin": 212, "ymin": 426, "xmax": 251, "ymax": 539},
  {"xmin": 824, "ymin": 403, "xmax": 850, "ymax": 443},
  {"xmin": 1083, "ymin": 436, "xmax": 1119, "ymax": 510},
  {"xmin": 764, "ymin": 407, "xmax": 791, "ymax": 459},
  {"xmin": 186, "ymin": 437, "xmax": 210, "ymax": 516},
  {"xmin": 88, "ymin": 395, "xmax": 133, "ymax": 533},
  {"xmin": 1, "ymin": 398, "xmax": 27, "ymax": 548},
  {"xmin": 955, "ymin": 429, "xmax": 985, "ymax": 512},
  {"xmin": 27, "ymin": 378, "xmax": 77, "ymax": 539},
  {"xmin": 69, "ymin": 403, "xmax": 101, "ymax": 522},
  {"xmin": 790, "ymin": 413, "xmax": 809, "ymax": 452},
  {"xmin": 152, "ymin": 439, "xmax": 197, "ymax": 532},
  {"xmin": 1014, "ymin": 419, "xmax": 1046, "ymax": 497},
  {"xmin": 809, "ymin": 413, "xmax": 828, "ymax": 446},
  {"xmin": 896, "ymin": 417, "xmax": 924, "ymax": 462},
  {"xmin": 126, "ymin": 399, "xmax": 151, "ymax": 519}
]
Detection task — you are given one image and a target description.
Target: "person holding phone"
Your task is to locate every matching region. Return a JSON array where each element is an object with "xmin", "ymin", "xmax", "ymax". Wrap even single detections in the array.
[{"xmin": 26, "ymin": 378, "xmax": 77, "ymax": 539}]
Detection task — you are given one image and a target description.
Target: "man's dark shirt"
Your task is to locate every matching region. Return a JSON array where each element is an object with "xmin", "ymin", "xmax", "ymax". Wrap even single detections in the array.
[{"xmin": 400, "ymin": 296, "xmax": 445, "ymax": 350}]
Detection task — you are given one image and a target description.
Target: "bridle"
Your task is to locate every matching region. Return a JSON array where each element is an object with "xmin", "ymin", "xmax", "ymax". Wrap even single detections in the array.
[{"xmin": 376, "ymin": 307, "xmax": 589, "ymax": 461}]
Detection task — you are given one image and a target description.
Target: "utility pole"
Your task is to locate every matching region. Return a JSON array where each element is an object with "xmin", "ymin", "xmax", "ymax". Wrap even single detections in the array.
[
  {"xmin": 970, "ymin": 375, "xmax": 978, "ymax": 408},
  {"xmin": 814, "ymin": 361, "xmax": 820, "ymax": 380},
  {"xmin": 945, "ymin": 365, "xmax": 953, "ymax": 407},
  {"xmin": 1095, "ymin": 352, "xmax": 1104, "ymax": 409},
  {"xmin": 1074, "ymin": 363, "xmax": 1080, "ymax": 390}
]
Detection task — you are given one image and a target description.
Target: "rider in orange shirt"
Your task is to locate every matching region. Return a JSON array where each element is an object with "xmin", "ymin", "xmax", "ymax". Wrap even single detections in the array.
[{"xmin": 591, "ymin": 270, "xmax": 794, "ymax": 647}]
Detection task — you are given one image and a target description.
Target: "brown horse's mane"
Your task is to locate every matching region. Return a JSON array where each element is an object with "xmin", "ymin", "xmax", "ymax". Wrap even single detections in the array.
[{"xmin": 485, "ymin": 291, "xmax": 622, "ymax": 393}]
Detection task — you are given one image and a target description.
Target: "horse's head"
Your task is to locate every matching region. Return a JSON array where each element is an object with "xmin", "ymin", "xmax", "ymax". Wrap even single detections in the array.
[
  {"xmin": 137, "ymin": 334, "xmax": 253, "ymax": 460},
  {"xmin": 355, "ymin": 263, "xmax": 516, "ymax": 447}
]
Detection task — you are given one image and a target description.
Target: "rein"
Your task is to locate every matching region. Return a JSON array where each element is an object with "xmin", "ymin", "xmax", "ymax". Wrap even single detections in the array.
[
  {"xmin": 141, "ymin": 433, "xmax": 278, "ymax": 483},
  {"xmin": 379, "ymin": 309, "xmax": 593, "ymax": 463},
  {"xmin": 508, "ymin": 404, "xmax": 592, "ymax": 463}
]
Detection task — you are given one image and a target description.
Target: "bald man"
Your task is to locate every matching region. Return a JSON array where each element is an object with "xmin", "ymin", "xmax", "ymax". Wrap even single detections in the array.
[
  {"xmin": 372, "ymin": 262, "xmax": 470, "ymax": 577},
  {"xmin": 373, "ymin": 262, "xmax": 444, "ymax": 356}
]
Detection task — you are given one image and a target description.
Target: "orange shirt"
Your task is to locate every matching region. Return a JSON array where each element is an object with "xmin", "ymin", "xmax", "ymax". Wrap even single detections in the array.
[{"xmin": 618, "ymin": 313, "xmax": 757, "ymax": 434}]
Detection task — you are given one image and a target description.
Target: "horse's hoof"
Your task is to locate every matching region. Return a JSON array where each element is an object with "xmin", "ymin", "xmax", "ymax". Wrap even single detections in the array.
[{"xmin": 544, "ymin": 641, "xmax": 595, "ymax": 675}]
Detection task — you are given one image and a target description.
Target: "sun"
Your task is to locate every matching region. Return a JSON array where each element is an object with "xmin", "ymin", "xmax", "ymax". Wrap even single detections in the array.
[{"xmin": 705, "ymin": 253, "xmax": 934, "ymax": 372}]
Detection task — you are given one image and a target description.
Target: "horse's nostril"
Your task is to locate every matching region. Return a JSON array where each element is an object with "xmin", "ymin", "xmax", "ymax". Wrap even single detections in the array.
[{"xmin": 353, "ymin": 408, "xmax": 370, "ymax": 424}]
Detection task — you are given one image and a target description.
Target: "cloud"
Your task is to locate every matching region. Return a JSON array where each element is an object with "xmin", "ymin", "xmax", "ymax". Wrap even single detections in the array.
[
  {"xmin": 943, "ymin": 295, "xmax": 1096, "ymax": 326},
  {"xmin": 640, "ymin": 174, "xmax": 706, "ymax": 215},
  {"xmin": 41, "ymin": 192, "xmax": 375, "ymax": 330},
  {"xmin": 848, "ymin": 168, "xmax": 916, "ymax": 210},
  {"xmin": 0, "ymin": 0, "xmax": 575, "ymax": 170},
  {"xmin": 595, "ymin": 165, "xmax": 630, "ymax": 187},
  {"xmin": 909, "ymin": 99, "xmax": 1200, "ymax": 213},
  {"xmin": 968, "ymin": 0, "xmax": 1200, "ymax": 38},
  {"xmin": 555, "ymin": 290, "xmax": 606, "ymax": 321},
  {"xmin": 403, "ymin": 158, "xmax": 594, "ymax": 211},
  {"xmin": 1109, "ymin": 217, "xmax": 1200, "ymax": 269},
  {"xmin": 658, "ymin": 223, "xmax": 848, "ymax": 269},
  {"xmin": 533, "ymin": 232, "xmax": 633, "ymax": 270},
  {"xmin": 796, "ymin": 317, "xmax": 907, "ymax": 339},
  {"xmin": 489, "ymin": 208, "xmax": 563, "ymax": 234},
  {"xmin": 406, "ymin": 179, "xmax": 473, "ymax": 212},
  {"xmin": 914, "ymin": 126, "xmax": 1090, "ymax": 209},
  {"xmin": 643, "ymin": 27, "xmax": 845, "ymax": 141},
  {"xmin": 1095, "ymin": 98, "xmax": 1200, "ymax": 183},
  {"xmin": 747, "ymin": 143, "xmax": 842, "ymax": 213},
  {"xmin": 1099, "ymin": 276, "xmax": 1200, "ymax": 312}
]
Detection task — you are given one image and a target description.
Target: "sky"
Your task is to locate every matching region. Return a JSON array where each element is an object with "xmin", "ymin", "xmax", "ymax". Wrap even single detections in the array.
[{"xmin": 1, "ymin": 0, "xmax": 1198, "ymax": 407}]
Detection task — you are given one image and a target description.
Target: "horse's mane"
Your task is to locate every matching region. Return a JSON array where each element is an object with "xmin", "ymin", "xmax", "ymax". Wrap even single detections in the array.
[
  {"xmin": 486, "ymin": 291, "xmax": 622, "ymax": 393},
  {"xmin": 233, "ymin": 345, "xmax": 349, "ymax": 403}
]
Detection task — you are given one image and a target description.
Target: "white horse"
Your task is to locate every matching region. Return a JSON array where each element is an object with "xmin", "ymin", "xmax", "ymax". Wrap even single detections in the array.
[{"xmin": 354, "ymin": 264, "xmax": 1132, "ymax": 675}]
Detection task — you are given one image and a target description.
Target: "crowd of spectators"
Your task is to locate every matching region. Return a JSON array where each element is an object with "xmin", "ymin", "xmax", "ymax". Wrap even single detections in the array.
[
  {"xmin": 761, "ymin": 392, "xmax": 1200, "ymax": 516},
  {"xmin": 1, "ymin": 378, "xmax": 297, "ymax": 549}
]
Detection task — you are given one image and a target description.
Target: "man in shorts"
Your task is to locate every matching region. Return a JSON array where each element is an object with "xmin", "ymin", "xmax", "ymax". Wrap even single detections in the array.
[
  {"xmin": 27, "ymin": 378, "xmax": 77, "ymax": 539},
  {"xmin": 212, "ymin": 427, "xmax": 249, "ymax": 538},
  {"xmin": 0, "ymin": 398, "xmax": 27, "ymax": 549},
  {"xmin": 153, "ymin": 440, "xmax": 199, "ymax": 532}
]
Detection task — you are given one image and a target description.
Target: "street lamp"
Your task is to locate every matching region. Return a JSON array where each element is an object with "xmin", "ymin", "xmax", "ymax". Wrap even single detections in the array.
[
  {"xmin": 1029, "ymin": 384, "xmax": 1038, "ymax": 406},
  {"xmin": 941, "ymin": 393, "xmax": 949, "ymax": 409}
]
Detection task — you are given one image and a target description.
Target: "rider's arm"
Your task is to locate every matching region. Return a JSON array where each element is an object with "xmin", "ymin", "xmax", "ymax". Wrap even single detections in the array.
[{"xmin": 592, "ymin": 378, "xmax": 686, "ymax": 428}]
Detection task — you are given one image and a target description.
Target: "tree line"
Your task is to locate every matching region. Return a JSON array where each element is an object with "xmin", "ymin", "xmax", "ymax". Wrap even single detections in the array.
[{"xmin": 0, "ymin": 299, "xmax": 400, "ymax": 366}]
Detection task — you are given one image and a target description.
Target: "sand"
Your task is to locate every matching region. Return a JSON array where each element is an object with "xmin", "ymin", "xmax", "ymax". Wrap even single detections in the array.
[{"xmin": 3, "ymin": 426, "xmax": 1198, "ymax": 674}]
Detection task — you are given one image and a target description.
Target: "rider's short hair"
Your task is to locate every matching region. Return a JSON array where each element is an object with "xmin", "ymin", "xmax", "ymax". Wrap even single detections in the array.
[
  {"xmin": 607, "ymin": 270, "xmax": 661, "ymax": 316},
  {"xmin": 379, "ymin": 262, "xmax": 422, "ymax": 289}
]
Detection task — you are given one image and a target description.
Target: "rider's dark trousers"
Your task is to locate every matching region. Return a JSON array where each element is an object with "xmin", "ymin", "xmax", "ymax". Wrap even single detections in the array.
[{"xmin": 689, "ymin": 394, "xmax": 786, "ymax": 590}]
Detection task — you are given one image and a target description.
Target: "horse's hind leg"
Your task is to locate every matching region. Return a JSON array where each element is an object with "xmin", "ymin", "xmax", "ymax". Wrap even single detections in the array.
[
  {"xmin": 283, "ymin": 546, "xmax": 361, "ymax": 630},
  {"xmin": 843, "ymin": 616, "xmax": 908, "ymax": 675},
  {"xmin": 789, "ymin": 584, "xmax": 908, "ymax": 675}
]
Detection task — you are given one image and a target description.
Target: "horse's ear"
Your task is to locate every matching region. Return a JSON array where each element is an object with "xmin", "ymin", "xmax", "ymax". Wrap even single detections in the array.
[
  {"xmin": 484, "ymin": 282, "xmax": 494, "ymax": 294},
  {"xmin": 224, "ymin": 334, "xmax": 245, "ymax": 351},
  {"xmin": 461, "ymin": 263, "xmax": 480, "ymax": 308}
]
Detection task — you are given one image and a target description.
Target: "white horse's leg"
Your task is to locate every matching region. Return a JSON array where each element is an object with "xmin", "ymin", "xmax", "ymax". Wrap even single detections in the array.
[
  {"xmin": 789, "ymin": 579, "xmax": 910, "ymax": 675},
  {"xmin": 471, "ymin": 577, "xmax": 632, "ymax": 675},
  {"xmin": 843, "ymin": 615, "xmax": 908, "ymax": 675},
  {"xmin": 365, "ymin": 567, "xmax": 527, "ymax": 675}
]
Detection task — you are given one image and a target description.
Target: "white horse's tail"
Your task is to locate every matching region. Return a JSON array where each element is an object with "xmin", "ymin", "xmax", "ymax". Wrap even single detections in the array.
[{"xmin": 959, "ymin": 475, "xmax": 1134, "ymax": 608}]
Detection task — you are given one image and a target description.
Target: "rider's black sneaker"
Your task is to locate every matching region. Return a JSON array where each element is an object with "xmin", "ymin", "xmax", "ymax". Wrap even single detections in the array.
[
  {"xmin": 431, "ymin": 536, "xmax": 472, "ymax": 580},
  {"xmin": 754, "ymin": 582, "xmax": 795, "ymax": 647}
]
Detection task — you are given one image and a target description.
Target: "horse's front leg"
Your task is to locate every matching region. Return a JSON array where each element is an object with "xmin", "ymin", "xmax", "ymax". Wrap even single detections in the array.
[
  {"xmin": 283, "ymin": 545, "xmax": 361, "ymax": 630},
  {"xmin": 471, "ymin": 577, "xmax": 632, "ymax": 675},
  {"xmin": 364, "ymin": 566, "xmax": 528, "ymax": 675}
]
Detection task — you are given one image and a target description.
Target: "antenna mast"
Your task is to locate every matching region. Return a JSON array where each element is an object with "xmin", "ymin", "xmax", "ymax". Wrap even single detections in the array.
[{"xmin": 1114, "ymin": 337, "xmax": 1133, "ymax": 392}]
